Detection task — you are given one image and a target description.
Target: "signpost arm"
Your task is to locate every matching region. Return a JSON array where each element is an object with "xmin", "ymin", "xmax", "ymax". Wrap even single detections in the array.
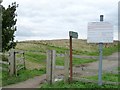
[{"xmin": 98, "ymin": 15, "xmax": 103, "ymax": 86}]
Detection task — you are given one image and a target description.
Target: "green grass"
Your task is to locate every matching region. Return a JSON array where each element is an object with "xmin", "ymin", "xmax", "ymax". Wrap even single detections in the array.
[
  {"xmin": 118, "ymin": 67, "xmax": 120, "ymax": 70},
  {"xmin": 47, "ymin": 45, "xmax": 68, "ymax": 54},
  {"xmin": 0, "ymin": 63, "xmax": 8, "ymax": 69},
  {"xmin": 83, "ymin": 73, "xmax": 118, "ymax": 82},
  {"xmin": 25, "ymin": 52, "xmax": 46, "ymax": 64},
  {"xmin": 73, "ymin": 50, "xmax": 99, "ymax": 56},
  {"xmin": 41, "ymin": 80, "xmax": 118, "ymax": 88},
  {"xmin": 56, "ymin": 57, "xmax": 97, "ymax": 66},
  {"xmin": 41, "ymin": 73, "xmax": 118, "ymax": 88},
  {"xmin": 102, "ymin": 45, "xmax": 119, "ymax": 56},
  {"xmin": 24, "ymin": 51, "xmax": 97, "ymax": 66},
  {"xmin": 77, "ymin": 44, "xmax": 119, "ymax": 56},
  {"xmin": 1, "ymin": 68, "xmax": 46, "ymax": 86},
  {"xmin": 56, "ymin": 57, "xmax": 65, "ymax": 66}
]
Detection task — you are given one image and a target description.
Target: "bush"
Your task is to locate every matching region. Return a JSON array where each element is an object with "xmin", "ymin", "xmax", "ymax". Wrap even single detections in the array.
[{"xmin": 2, "ymin": 54, "xmax": 8, "ymax": 61}]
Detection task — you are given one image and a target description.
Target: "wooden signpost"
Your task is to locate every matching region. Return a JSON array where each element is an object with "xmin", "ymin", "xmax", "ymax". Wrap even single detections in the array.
[{"xmin": 69, "ymin": 31, "xmax": 78, "ymax": 82}]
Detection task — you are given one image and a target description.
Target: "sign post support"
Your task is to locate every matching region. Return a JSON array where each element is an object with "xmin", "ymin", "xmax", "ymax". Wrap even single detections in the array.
[
  {"xmin": 98, "ymin": 15, "xmax": 104, "ymax": 86},
  {"xmin": 87, "ymin": 15, "xmax": 113, "ymax": 86},
  {"xmin": 69, "ymin": 31, "xmax": 78, "ymax": 83},
  {"xmin": 69, "ymin": 36, "xmax": 72, "ymax": 82},
  {"xmin": 98, "ymin": 43, "xmax": 103, "ymax": 85}
]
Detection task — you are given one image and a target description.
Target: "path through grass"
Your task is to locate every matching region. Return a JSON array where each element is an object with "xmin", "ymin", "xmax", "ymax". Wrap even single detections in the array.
[{"xmin": 1, "ymin": 68, "xmax": 46, "ymax": 86}]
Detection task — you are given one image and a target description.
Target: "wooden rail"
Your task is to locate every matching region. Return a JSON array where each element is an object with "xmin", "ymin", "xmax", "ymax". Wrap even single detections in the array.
[
  {"xmin": 0, "ymin": 60, "xmax": 9, "ymax": 71},
  {"xmin": 0, "ymin": 61, "xmax": 9, "ymax": 65},
  {"xmin": 0, "ymin": 67, "xmax": 9, "ymax": 72}
]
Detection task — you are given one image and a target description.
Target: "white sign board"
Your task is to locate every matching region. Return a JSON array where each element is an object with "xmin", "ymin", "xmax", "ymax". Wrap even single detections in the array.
[{"xmin": 87, "ymin": 22, "xmax": 113, "ymax": 43}]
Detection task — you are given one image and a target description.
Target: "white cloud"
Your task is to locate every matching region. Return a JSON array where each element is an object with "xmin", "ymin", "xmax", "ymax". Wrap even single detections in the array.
[{"xmin": 2, "ymin": 0, "xmax": 119, "ymax": 41}]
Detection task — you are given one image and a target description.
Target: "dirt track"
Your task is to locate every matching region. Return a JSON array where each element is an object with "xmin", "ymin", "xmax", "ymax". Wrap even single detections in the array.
[
  {"xmin": 3, "ymin": 52, "xmax": 118, "ymax": 88},
  {"xmin": 73, "ymin": 52, "xmax": 118, "ymax": 77}
]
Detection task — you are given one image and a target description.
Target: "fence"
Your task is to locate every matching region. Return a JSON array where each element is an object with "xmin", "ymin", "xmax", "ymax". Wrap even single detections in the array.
[
  {"xmin": 46, "ymin": 50, "xmax": 70, "ymax": 84},
  {"xmin": 46, "ymin": 50, "xmax": 56, "ymax": 84},
  {"xmin": 0, "ymin": 49, "xmax": 25, "ymax": 76},
  {"xmin": 0, "ymin": 53, "xmax": 9, "ymax": 72},
  {"xmin": 13, "ymin": 50, "xmax": 25, "ymax": 76},
  {"xmin": 0, "ymin": 60, "xmax": 9, "ymax": 72},
  {"xmin": 66, "ymin": 51, "xmax": 118, "ymax": 85},
  {"xmin": 46, "ymin": 50, "xmax": 118, "ymax": 85}
]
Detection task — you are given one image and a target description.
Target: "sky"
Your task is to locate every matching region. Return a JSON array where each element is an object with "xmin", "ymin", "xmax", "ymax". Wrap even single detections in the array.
[{"xmin": 2, "ymin": 0, "xmax": 119, "ymax": 41}]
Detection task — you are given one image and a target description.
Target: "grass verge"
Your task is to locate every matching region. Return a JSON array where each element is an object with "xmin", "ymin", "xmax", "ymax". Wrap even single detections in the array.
[
  {"xmin": 1, "ymin": 68, "xmax": 46, "ymax": 86},
  {"xmin": 41, "ymin": 73, "xmax": 118, "ymax": 88},
  {"xmin": 41, "ymin": 80, "xmax": 118, "ymax": 88},
  {"xmin": 83, "ymin": 73, "xmax": 118, "ymax": 82}
]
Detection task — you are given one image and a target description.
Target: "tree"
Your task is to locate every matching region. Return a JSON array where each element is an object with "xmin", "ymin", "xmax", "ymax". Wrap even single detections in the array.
[{"xmin": 2, "ymin": 2, "xmax": 18, "ymax": 52}]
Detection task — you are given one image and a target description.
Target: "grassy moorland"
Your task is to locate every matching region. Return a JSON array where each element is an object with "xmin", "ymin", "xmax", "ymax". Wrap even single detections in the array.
[
  {"xmin": 14, "ymin": 39, "xmax": 119, "ymax": 70},
  {"xmin": 15, "ymin": 39, "xmax": 119, "ymax": 68},
  {"xmin": 16, "ymin": 39, "xmax": 119, "ymax": 56}
]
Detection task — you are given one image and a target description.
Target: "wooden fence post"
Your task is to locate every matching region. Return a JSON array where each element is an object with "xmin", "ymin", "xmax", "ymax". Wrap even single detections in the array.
[
  {"xmin": 46, "ymin": 50, "xmax": 56, "ymax": 85},
  {"xmin": 8, "ymin": 50, "xmax": 16, "ymax": 76},
  {"xmin": 64, "ymin": 51, "xmax": 69, "ymax": 82},
  {"xmin": 52, "ymin": 50, "xmax": 56, "ymax": 83},
  {"xmin": 23, "ymin": 52, "xmax": 26, "ymax": 69},
  {"xmin": 46, "ymin": 50, "xmax": 51, "ymax": 84}
]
